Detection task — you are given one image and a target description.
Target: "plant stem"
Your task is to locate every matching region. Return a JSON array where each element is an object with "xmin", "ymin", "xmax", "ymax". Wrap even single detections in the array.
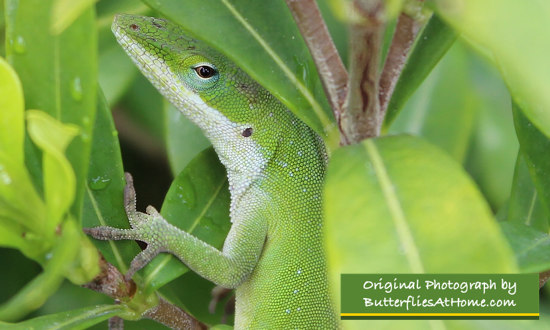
[
  {"xmin": 285, "ymin": 0, "xmax": 348, "ymax": 120},
  {"xmin": 340, "ymin": 0, "xmax": 385, "ymax": 145},
  {"xmin": 144, "ymin": 297, "xmax": 207, "ymax": 330},
  {"xmin": 379, "ymin": 10, "xmax": 423, "ymax": 117}
]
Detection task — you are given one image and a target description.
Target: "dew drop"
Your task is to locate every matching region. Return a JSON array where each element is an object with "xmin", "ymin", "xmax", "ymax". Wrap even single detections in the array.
[
  {"xmin": 112, "ymin": 130, "xmax": 119, "ymax": 137},
  {"xmin": 89, "ymin": 176, "xmax": 111, "ymax": 190},
  {"xmin": 13, "ymin": 36, "xmax": 26, "ymax": 54},
  {"xmin": 71, "ymin": 77, "xmax": 83, "ymax": 101}
]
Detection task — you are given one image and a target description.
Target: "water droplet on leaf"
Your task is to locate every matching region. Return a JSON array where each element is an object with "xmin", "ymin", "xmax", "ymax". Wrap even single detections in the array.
[{"xmin": 89, "ymin": 176, "xmax": 111, "ymax": 190}]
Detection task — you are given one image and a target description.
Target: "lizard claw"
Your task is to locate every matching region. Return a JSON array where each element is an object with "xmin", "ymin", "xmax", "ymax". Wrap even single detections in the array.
[{"xmin": 84, "ymin": 172, "xmax": 172, "ymax": 280}]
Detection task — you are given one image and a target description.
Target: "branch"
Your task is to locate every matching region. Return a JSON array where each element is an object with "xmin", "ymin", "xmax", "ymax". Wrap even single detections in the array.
[
  {"xmin": 340, "ymin": 0, "xmax": 385, "ymax": 145},
  {"xmin": 83, "ymin": 253, "xmax": 206, "ymax": 329},
  {"xmin": 144, "ymin": 297, "xmax": 207, "ymax": 330},
  {"xmin": 379, "ymin": 10, "xmax": 424, "ymax": 117},
  {"xmin": 540, "ymin": 269, "xmax": 550, "ymax": 288},
  {"xmin": 285, "ymin": 0, "xmax": 348, "ymax": 118}
]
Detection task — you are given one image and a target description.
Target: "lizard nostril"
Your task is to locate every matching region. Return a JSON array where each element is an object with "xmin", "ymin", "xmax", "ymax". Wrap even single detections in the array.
[{"xmin": 130, "ymin": 24, "xmax": 139, "ymax": 31}]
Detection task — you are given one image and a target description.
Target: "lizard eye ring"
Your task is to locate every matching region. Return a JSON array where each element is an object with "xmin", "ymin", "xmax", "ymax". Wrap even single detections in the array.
[{"xmin": 194, "ymin": 65, "xmax": 217, "ymax": 79}]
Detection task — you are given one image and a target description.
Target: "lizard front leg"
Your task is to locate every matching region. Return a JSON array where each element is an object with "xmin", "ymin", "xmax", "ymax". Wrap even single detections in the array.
[{"xmin": 85, "ymin": 173, "xmax": 268, "ymax": 288}]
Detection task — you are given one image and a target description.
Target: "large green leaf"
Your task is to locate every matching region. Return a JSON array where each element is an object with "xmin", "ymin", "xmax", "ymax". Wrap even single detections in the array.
[
  {"xmin": 513, "ymin": 103, "xmax": 550, "ymax": 223},
  {"xmin": 6, "ymin": 0, "xmax": 97, "ymax": 221},
  {"xmin": 501, "ymin": 222, "xmax": 550, "ymax": 273},
  {"xmin": 164, "ymin": 102, "xmax": 210, "ymax": 175},
  {"xmin": 82, "ymin": 90, "xmax": 139, "ymax": 273},
  {"xmin": 432, "ymin": 0, "xmax": 550, "ymax": 139},
  {"xmin": 507, "ymin": 153, "xmax": 549, "ymax": 232},
  {"xmin": 119, "ymin": 75, "xmax": 165, "ymax": 143},
  {"xmin": 140, "ymin": 147, "xmax": 230, "ymax": 292},
  {"xmin": 51, "ymin": 0, "xmax": 98, "ymax": 35},
  {"xmin": 384, "ymin": 14, "xmax": 457, "ymax": 127},
  {"xmin": 0, "ymin": 304, "xmax": 123, "ymax": 329},
  {"xmin": 97, "ymin": 0, "xmax": 150, "ymax": 106},
  {"xmin": 464, "ymin": 55, "xmax": 518, "ymax": 209},
  {"xmin": 325, "ymin": 135, "xmax": 518, "ymax": 329},
  {"xmin": 141, "ymin": 0, "xmax": 338, "ymax": 147},
  {"xmin": 0, "ymin": 57, "xmax": 24, "ymax": 165},
  {"xmin": 325, "ymin": 135, "xmax": 516, "ymax": 274}
]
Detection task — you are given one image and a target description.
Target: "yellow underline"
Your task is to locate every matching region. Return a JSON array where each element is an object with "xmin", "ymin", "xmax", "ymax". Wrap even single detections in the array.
[{"xmin": 341, "ymin": 313, "xmax": 539, "ymax": 316}]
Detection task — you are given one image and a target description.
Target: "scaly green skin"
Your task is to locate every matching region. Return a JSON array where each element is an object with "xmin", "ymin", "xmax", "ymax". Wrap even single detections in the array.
[{"xmin": 86, "ymin": 14, "xmax": 338, "ymax": 328}]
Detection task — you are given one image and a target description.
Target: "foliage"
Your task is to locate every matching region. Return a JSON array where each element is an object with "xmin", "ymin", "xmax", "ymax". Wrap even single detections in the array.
[{"xmin": 0, "ymin": 0, "xmax": 549, "ymax": 328}]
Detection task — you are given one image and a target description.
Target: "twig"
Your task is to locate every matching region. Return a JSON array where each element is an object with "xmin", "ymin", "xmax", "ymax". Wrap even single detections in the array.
[
  {"xmin": 83, "ymin": 253, "xmax": 205, "ymax": 329},
  {"xmin": 285, "ymin": 0, "xmax": 348, "ymax": 122},
  {"xmin": 144, "ymin": 297, "xmax": 207, "ymax": 330},
  {"xmin": 379, "ymin": 9, "xmax": 424, "ymax": 117},
  {"xmin": 340, "ymin": 0, "xmax": 385, "ymax": 145},
  {"xmin": 82, "ymin": 253, "xmax": 136, "ymax": 300},
  {"xmin": 540, "ymin": 269, "xmax": 550, "ymax": 288}
]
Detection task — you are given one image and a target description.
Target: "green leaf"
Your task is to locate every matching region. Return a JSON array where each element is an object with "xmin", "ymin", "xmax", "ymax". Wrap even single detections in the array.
[
  {"xmin": 388, "ymin": 41, "xmax": 475, "ymax": 163},
  {"xmin": 164, "ymin": 102, "xmax": 210, "ymax": 175},
  {"xmin": 51, "ymin": 0, "xmax": 98, "ymax": 35},
  {"xmin": 432, "ymin": 0, "xmax": 550, "ymax": 138},
  {"xmin": 464, "ymin": 55, "xmax": 518, "ymax": 209},
  {"xmin": 325, "ymin": 136, "xmax": 517, "ymax": 329},
  {"xmin": 501, "ymin": 222, "xmax": 550, "ymax": 273},
  {"xmin": 0, "ymin": 304, "xmax": 124, "ymax": 329},
  {"xmin": 98, "ymin": 45, "xmax": 138, "ymax": 106},
  {"xmin": 27, "ymin": 110, "xmax": 78, "ymax": 232},
  {"xmin": 120, "ymin": 75, "xmax": 165, "ymax": 142},
  {"xmin": 0, "ymin": 57, "xmax": 24, "ymax": 165},
  {"xmin": 0, "ymin": 149, "xmax": 46, "ymax": 237},
  {"xmin": 141, "ymin": 0, "xmax": 338, "ymax": 146},
  {"xmin": 140, "ymin": 147, "xmax": 230, "ymax": 292},
  {"xmin": 507, "ymin": 153, "xmax": 549, "ymax": 231},
  {"xmin": 325, "ymin": 135, "xmax": 516, "ymax": 274},
  {"xmin": 97, "ymin": 0, "xmax": 151, "ymax": 106},
  {"xmin": 513, "ymin": 102, "xmax": 550, "ymax": 222},
  {"xmin": 6, "ymin": 0, "xmax": 97, "ymax": 221},
  {"xmin": 384, "ymin": 14, "xmax": 457, "ymax": 127},
  {"xmin": 82, "ymin": 90, "xmax": 139, "ymax": 273},
  {"xmin": 0, "ymin": 218, "xmax": 81, "ymax": 321}
]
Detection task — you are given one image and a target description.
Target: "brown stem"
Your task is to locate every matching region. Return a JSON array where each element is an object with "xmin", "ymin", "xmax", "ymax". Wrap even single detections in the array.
[
  {"xmin": 83, "ymin": 253, "xmax": 205, "ymax": 329},
  {"xmin": 540, "ymin": 269, "xmax": 550, "ymax": 288},
  {"xmin": 379, "ymin": 11, "xmax": 423, "ymax": 117},
  {"xmin": 143, "ymin": 297, "xmax": 207, "ymax": 330},
  {"xmin": 82, "ymin": 253, "xmax": 136, "ymax": 301},
  {"xmin": 285, "ymin": 0, "xmax": 348, "ymax": 119},
  {"xmin": 340, "ymin": 0, "xmax": 385, "ymax": 145}
]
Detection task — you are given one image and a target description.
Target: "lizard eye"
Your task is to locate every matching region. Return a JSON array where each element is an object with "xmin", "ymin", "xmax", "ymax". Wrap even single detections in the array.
[{"xmin": 194, "ymin": 65, "xmax": 216, "ymax": 79}]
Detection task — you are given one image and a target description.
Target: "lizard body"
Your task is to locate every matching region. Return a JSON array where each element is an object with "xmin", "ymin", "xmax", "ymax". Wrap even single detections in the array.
[{"xmin": 87, "ymin": 14, "xmax": 337, "ymax": 329}]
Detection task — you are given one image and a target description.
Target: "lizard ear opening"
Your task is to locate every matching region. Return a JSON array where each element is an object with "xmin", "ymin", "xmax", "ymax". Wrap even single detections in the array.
[{"xmin": 242, "ymin": 127, "xmax": 253, "ymax": 137}]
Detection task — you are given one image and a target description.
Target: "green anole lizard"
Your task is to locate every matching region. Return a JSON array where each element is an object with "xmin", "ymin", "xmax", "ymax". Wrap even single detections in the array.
[{"xmin": 85, "ymin": 14, "xmax": 338, "ymax": 328}]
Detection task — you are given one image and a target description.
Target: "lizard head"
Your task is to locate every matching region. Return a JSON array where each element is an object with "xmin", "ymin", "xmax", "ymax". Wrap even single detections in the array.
[{"xmin": 112, "ymin": 14, "xmax": 289, "ymax": 180}]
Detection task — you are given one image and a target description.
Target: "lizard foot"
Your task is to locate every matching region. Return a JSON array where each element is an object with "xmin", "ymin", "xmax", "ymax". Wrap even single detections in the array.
[{"xmin": 84, "ymin": 172, "xmax": 170, "ymax": 280}]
